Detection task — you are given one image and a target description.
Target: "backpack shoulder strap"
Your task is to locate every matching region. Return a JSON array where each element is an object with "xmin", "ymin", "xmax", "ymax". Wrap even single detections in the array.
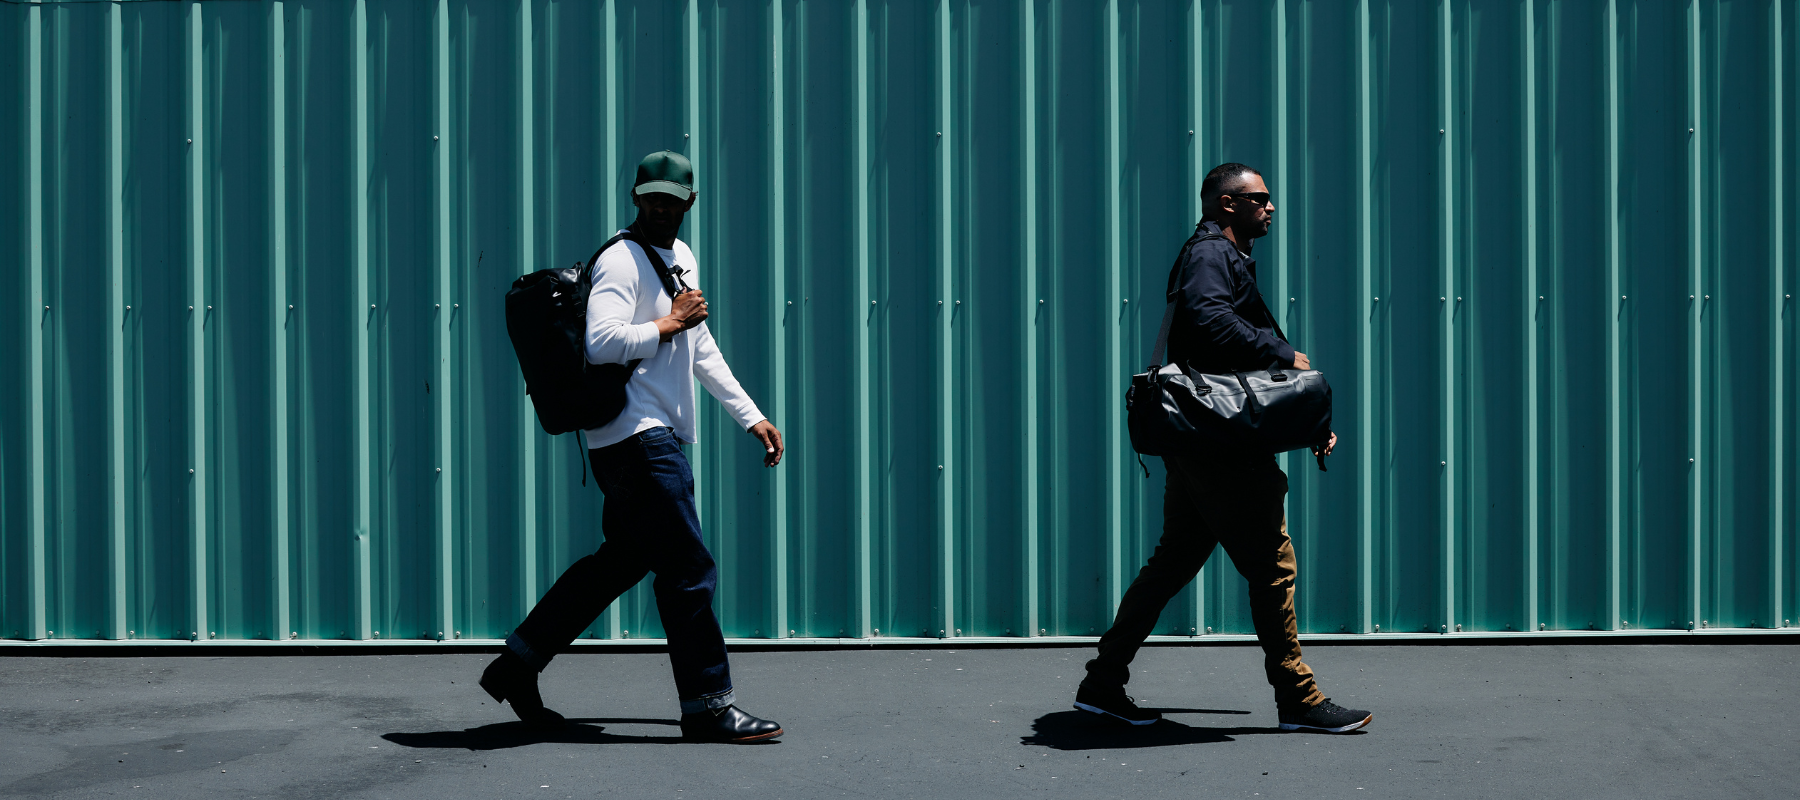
[
  {"xmin": 581, "ymin": 231, "xmax": 681, "ymax": 301},
  {"xmin": 621, "ymin": 230, "xmax": 683, "ymax": 300}
]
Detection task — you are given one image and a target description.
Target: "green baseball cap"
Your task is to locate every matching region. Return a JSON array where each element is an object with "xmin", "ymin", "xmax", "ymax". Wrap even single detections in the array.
[{"xmin": 633, "ymin": 150, "xmax": 694, "ymax": 201}]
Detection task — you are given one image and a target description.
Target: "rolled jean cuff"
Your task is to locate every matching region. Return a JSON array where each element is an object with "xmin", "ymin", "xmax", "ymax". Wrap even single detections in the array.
[
  {"xmin": 505, "ymin": 633, "xmax": 551, "ymax": 672},
  {"xmin": 679, "ymin": 688, "xmax": 735, "ymax": 715}
]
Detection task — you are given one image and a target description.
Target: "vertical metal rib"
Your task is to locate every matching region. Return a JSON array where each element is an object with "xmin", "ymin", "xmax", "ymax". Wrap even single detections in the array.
[
  {"xmin": 1190, "ymin": 0, "xmax": 1206, "ymax": 633},
  {"xmin": 435, "ymin": 0, "xmax": 454, "ymax": 641},
  {"xmin": 1687, "ymin": 0, "xmax": 1704, "ymax": 631},
  {"xmin": 938, "ymin": 0, "xmax": 955, "ymax": 637},
  {"xmin": 520, "ymin": 0, "xmax": 538, "ymax": 612},
  {"xmin": 1023, "ymin": 0, "xmax": 1041, "ymax": 638},
  {"xmin": 602, "ymin": 0, "xmax": 621, "ymax": 642},
  {"xmin": 1357, "ymin": 0, "xmax": 1375, "ymax": 634},
  {"xmin": 686, "ymin": 0, "xmax": 705, "ymax": 536},
  {"xmin": 1104, "ymin": 0, "xmax": 1124, "ymax": 618},
  {"xmin": 271, "ymin": 0, "xmax": 293, "ymax": 642},
  {"xmin": 1441, "ymin": 0, "xmax": 1457, "ymax": 634},
  {"xmin": 353, "ymin": 0, "xmax": 374, "ymax": 642},
  {"xmin": 1772, "ymin": 0, "xmax": 1786, "ymax": 629},
  {"xmin": 26, "ymin": 2, "xmax": 47, "ymax": 641},
  {"xmin": 1275, "ymin": 0, "xmax": 1290, "ymax": 499},
  {"xmin": 188, "ymin": 0, "xmax": 210, "ymax": 642},
  {"xmin": 1602, "ymin": 10, "xmax": 1629, "ymax": 628},
  {"xmin": 1524, "ymin": 0, "xmax": 1540, "ymax": 634},
  {"xmin": 771, "ymin": 0, "xmax": 791, "ymax": 639},
  {"xmin": 854, "ymin": 0, "xmax": 875, "ymax": 639},
  {"xmin": 110, "ymin": 0, "xmax": 129, "ymax": 640}
]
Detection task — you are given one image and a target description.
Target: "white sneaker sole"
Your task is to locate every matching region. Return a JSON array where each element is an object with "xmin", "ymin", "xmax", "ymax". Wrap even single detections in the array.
[
  {"xmin": 1278, "ymin": 713, "xmax": 1372, "ymax": 733},
  {"xmin": 1073, "ymin": 701, "xmax": 1159, "ymax": 726}
]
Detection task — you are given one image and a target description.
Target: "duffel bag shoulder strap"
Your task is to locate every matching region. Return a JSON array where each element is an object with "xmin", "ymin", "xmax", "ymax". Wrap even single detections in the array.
[{"xmin": 1148, "ymin": 227, "xmax": 1227, "ymax": 369}]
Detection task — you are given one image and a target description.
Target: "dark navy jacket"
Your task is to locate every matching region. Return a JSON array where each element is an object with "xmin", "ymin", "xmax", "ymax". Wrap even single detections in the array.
[{"xmin": 1163, "ymin": 220, "xmax": 1294, "ymax": 374}]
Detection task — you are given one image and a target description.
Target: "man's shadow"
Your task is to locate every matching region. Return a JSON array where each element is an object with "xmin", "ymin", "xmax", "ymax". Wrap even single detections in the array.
[
  {"xmin": 383, "ymin": 718, "xmax": 708, "ymax": 750},
  {"xmin": 1023, "ymin": 708, "xmax": 1333, "ymax": 750}
]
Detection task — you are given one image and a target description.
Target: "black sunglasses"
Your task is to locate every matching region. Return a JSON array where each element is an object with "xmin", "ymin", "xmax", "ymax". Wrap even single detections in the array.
[{"xmin": 1225, "ymin": 192, "xmax": 1272, "ymax": 207}]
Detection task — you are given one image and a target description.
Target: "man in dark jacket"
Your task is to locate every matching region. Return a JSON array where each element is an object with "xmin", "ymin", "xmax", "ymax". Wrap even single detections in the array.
[{"xmin": 1073, "ymin": 163, "xmax": 1372, "ymax": 734}]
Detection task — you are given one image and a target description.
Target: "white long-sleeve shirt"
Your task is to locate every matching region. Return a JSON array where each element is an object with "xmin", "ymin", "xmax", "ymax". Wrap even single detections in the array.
[{"xmin": 581, "ymin": 233, "xmax": 766, "ymax": 449}]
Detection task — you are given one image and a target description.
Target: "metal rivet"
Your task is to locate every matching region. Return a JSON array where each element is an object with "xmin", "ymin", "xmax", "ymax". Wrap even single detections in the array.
[
  {"xmin": 1456, "ymin": 297, "xmax": 1462, "ymax": 301},
  {"xmin": 1704, "ymin": 295, "xmax": 1710, "ymax": 299},
  {"xmin": 207, "ymin": 305, "xmax": 212, "ymax": 310},
  {"xmin": 434, "ymin": 135, "xmax": 439, "ymax": 141},
  {"xmin": 871, "ymin": 300, "xmax": 877, "ymax": 305},
  {"xmin": 684, "ymin": 133, "xmax": 690, "ymax": 138},
  {"xmin": 1539, "ymin": 296, "xmax": 1545, "ymax": 300},
  {"xmin": 189, "ymin": 306, "xmax": 193, "ymax": 310},
  {"xmin": 1188, "ymin": 130, "xmax": 1194, "ymax": 135},
  {"xmin": 1373, "ymin": 297, "xmax": 1380, "ymax": 302},
  {"xmin": 1539, "ymin": 623, "xmax": 1546, "ymax": 630},
  {"xmin": 956, "ymin": 300, "xmax": 962, "ymax": 305},
  {"xmin": 453, "ymin": 303, "xmax": 459, "ymax": 308},
  {"xmin": 1689, "ymin": 128, "xmax": 1694, "ymax": 133},
  {"xmin": 955, "ymin": 628, "xmax": 961, "ymax": 635},
  {"xmin": 1621, "ymin": 295, "xmax": 1627, "ymax": 300},
  {"xmin": 45, "ymin": 305, "xmax": 50, "ymax": 310},
  {"xmin": 1456, "ymin": 624, "xmax": 1462, "ymax": 632},
  {"xmin": 936, "ymin": 131, "xmax": 942, "ymax": 136},
  {"xmin": 287, "ymin": 305, "xmax": 293, "ymax": 309},
  {"xmin": 1290, "ymin": 297, "xmax": 1296, "ymax": 302},
  {"xmin": 189, "ymin": 469, "xmax": 194, "ymax": 474},
  {"xmin": 436, "ymin": 468, "xmax": 441, "ymax": 473},
  {"xmin": 1039, "ymin": 299, "xmax": 1044, "ymax": 304},
  {"xmin": 371, "ymin": 304, "xmax": 376, "ymax": 309},
  {"xmin": 1441, "ymin": 297, "xmax": 1446, "ymax": 301},
  {"xmin": 938, "ymin": 300, "xmax": 943, "ymax": 305},
  {"xmin": 1441, "ymin": 461, "xmax": 1447, "ymax": 466},
  {"xmin": 1121, "ymin": 299, "xmax": 1128, "ymax": 304},
  {"xmin": 125, "ymin": 306, "xmax": 131, "ymax": 310},
  {"xmin": 1439, "ymin": 129, "xmax": 1445, "ymax": 134},
  {"xmin": 937, "ymin": 465, "xmax": 944, "ymax": 470},
  {"xmin": 1690, "ymin": 458, "xmax": 1694, "ymax": 463},
  {"xmin": 1374, "ymin": 624, "xmax": 1381, "ymax": 632},
  {"xmin": 787, "ymin": 301, "xmax": 792, "ymax": 305},
  {"xmin": 187, "ymin": 138, "xmax": 192, "ymax": 144},
  {"xmin": 435, "ymin": 304, "xmax": 440, "ymax": 309}
]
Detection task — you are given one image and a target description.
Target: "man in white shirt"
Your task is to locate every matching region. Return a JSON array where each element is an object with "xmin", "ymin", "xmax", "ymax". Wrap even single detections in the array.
[{"xmin": 481, "ymin": 151, "xmax": 785, "ymax": 743}]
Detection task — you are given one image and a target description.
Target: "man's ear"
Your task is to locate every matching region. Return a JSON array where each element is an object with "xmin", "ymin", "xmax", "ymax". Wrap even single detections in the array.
[{"xmin": 681, "ymin": 192, "xmax": 697, "ymax": 213}]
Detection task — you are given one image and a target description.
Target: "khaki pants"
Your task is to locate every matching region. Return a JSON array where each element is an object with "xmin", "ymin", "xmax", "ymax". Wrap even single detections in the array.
[{"xmin": 1083, "ymin": 453, "xmax": 1324, "ymax": 710}]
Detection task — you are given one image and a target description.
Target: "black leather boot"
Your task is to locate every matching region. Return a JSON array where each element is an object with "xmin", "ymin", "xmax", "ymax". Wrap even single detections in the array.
[
  {"xmin": 479, "ymin": 651, "xmax": 567, "ymax": 728},
  {"xmin": 678, "ymin": 705, "xmax": 783, "ymax": 743}
]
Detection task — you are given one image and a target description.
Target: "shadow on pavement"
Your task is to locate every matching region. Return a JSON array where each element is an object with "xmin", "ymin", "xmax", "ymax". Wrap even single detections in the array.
[
  {"xmin": 1023, "ymin": 708, "xmax": 1295, "ymax": 751},
  {"xmin": 383, "ymin": 718, "xmax": 690, "ymax": 750}
]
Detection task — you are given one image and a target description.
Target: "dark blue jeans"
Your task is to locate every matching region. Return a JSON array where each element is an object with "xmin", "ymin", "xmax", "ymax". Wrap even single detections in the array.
[{"xmin": 507, "ymin": 427, "xmax": 733, "ymax": 713}]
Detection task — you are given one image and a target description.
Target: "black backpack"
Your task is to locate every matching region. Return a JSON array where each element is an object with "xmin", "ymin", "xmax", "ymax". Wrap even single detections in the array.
[{"xmin": 505, "ymin": 230, "xmax": 681, "ymax": 436}]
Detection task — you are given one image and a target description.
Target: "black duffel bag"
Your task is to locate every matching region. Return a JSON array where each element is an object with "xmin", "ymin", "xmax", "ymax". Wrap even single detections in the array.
[
  {"xmin": 1126, "ymin": 239, "xmax": 1332, "ymax": 456},
  {"xmin": 505, "ymin": 229, "xmax": 680, "ymax": 435}
]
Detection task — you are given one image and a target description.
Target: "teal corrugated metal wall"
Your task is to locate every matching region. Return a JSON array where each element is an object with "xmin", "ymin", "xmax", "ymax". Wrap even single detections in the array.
[{"xmin": 2, "ymin": 0, "xmax": 1795, "ymax": 644}]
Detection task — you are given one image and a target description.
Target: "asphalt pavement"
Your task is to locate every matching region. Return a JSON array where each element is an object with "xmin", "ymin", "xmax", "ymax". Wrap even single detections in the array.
[{"xmin": 1, "ymin": 643, "xmax": 1792, "ymax": 798}]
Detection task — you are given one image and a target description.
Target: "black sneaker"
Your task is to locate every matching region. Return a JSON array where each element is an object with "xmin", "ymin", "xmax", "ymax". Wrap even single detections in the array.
[
  {"xmin": 1278, "ymin": 699, "xmax": 1372, "ymax": 733},
  {"xmin": 1073, "ymin": 685, "xmax": 1161, "ymax": 725}
]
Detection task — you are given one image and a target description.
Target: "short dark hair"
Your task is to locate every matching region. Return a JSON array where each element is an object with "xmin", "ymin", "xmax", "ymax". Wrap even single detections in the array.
[{"xmin": 1200, "ymin": 162, "xmax": 1262, "ymax": 221}]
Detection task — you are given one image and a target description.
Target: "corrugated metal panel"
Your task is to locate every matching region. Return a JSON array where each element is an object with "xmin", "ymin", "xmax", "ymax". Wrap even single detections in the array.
[{"xmin": 1, "ymin": 0, "xmax": 1795, "ymax": 644}]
